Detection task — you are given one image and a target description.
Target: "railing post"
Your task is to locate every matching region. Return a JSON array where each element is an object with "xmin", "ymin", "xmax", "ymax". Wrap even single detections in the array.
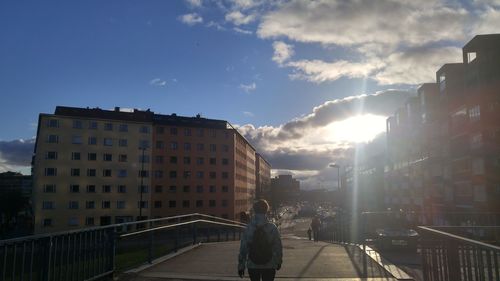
[
  {"xmin": 362, "ymin": 213, "xmax": 367, "ymax": 278},
  {"xmin": 42, "ymin": 236, "xmax": 53, "ymax": 281},
  {"xmin": 192, "ymin": 223, "xmax": 198, "ymax": 245},
  {"xmin": 110, "ymin": 227, "xmax": 117, "ymax": 279},
  {"xmin": 147, "ymin": 221, "xmax": 154, "ymax": 264}
]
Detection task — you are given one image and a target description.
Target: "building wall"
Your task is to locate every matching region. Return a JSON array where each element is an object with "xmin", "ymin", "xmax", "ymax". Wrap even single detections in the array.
[
  {"xmin": 255, "ymin": 154, "xmax": 271, "ymax": 199},
  {"xmin": 234, "ymin": 133, "xmax": 256, "ymax": 217},
  {"xmin": 33, "ymin": 113, "xmax": 152, "ymax": 234}
]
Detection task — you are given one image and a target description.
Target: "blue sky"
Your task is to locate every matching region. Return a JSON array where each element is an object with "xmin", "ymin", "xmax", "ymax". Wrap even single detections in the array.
[{"xmin": 1, "ymin": 0, "xmax": 499, "ymax": 188}]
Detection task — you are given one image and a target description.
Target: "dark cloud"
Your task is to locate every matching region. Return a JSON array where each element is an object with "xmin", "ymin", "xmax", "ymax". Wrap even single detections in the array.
[
  {"xmin": 261, "ymin": 147, "xmax": 353, "ymax": 171},
  {"xmin": 0, "ymin": 138, "xmax": 35, "ymax": 167}
]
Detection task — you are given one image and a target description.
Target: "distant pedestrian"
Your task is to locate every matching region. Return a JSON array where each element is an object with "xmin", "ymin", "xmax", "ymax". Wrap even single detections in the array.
[
  {"xmin": 238, "ymin": 199, "xmax": 283, "ymax": 281},
  {"xmin": 310, "ymin": 217, "xmax": 321, "ymax": 242},
  {"xmin": 307, "ymin": 228, "xmax": 312, "ymax": 240}
]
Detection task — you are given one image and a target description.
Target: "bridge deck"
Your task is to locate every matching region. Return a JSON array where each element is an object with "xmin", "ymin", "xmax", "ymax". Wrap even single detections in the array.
[{"xmin": 122, "ymin": 236, "xmax": 397, "ymax": 280}]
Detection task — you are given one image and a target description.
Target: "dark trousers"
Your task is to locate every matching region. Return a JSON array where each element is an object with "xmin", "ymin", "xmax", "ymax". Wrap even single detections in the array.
[{"xmin": 248, "ymin": 268, "xmax": 276, "ymax": 281}]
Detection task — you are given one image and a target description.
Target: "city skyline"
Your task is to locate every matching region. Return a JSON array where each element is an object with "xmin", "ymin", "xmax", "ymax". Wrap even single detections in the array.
[{"xmin": 1, "ymin": 0, "xmax": 499, "ymax": 189}]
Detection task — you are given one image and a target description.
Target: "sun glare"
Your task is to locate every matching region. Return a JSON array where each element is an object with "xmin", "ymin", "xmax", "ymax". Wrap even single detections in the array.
[{"xmin": 329, "ymin": 114, "xmax": 386, "ymax": 143}]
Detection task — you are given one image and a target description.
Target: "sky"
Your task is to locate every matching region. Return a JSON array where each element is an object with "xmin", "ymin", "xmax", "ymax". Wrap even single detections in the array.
[{"xmin": 1, "ymin": 0, "xmax": 499, "ymax": 189}]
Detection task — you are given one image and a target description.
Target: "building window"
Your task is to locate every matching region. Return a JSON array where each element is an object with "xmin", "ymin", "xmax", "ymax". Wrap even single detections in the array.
[
  {"xmin": 140, "ymin": 126, "xmax": 150, "ymax": 133},
  {"xmin": 209, "ymin": 200, "xmax": 216, "ymax": 207},
  {"xmin": 474, "ymin": 185, "xmax": 487, "ymax": 202},
  {"xmin": 70, "ymin": 185, "xmax": 80, "ymax": 193},
  {"xmin": 140, "ymin": 140, "xmax": 150, "ymax": 149},
  {"xmin": 155, "ymin": 185, "xmax": 163, "ymax": 193},
  {"xmin": 71, "ymin": 152, "xmax": 81, "ymax": 160},
  {"xmin": 222, "ymin": 200, "xmax": 228, "ymax": 207},
  {"xmin": 470, "ymin": 133, "xmax": 482, "ymax": 150},
  {"xmin": 196, "ymin": 128, "xmax": 204, "ymax": 137},
  {"xmin": 86, "ymin": 201, "xmax": 95, "ymax": 209},
  {"xmin": 88, "ymin": 153, "xmax": 97, "ymax": 161},
  {"xmin": 118, "ymin": 169, "xmax": 127, "ymax": 178},
  {"xmin": 118, "ymin": 185, "xmax": 127, "ymax": 193},
  {"xmin": 138, "ymin": 170, "xmax": 149, "ymax": 178},
  {"xmin": 47, "ymin": 119, "xmax": 59, "ymax": 128},
  {"xmin": 88, "ymin": 121, "xmax": 98, "ymax": 129},
  {"xmin": 156, "ymin": 126, "xmax": 164, "ymax": 134},
  {"xmin": 85, "ymin": 217, "xmax": 95, "ymax": 226},
  {"xmin": 104, "ymin": 123, "xmax": 113, "ymax": 131},
  {"xmin": 170, "ymin": 127, "xmax": 178, "ymax": 135},
  {"xmin": 43, "ymin": 218, "xmax": 53, "ymax": 227},
  {"xmin": 119, "ymin": 154, "xmax": 127, "ymax": 162},
  {"xmin": 104, "ymin": 138, "xmax": 113, "ymax": 146},
  {"xmin": 472, "ymin": 158, "xmax": 485, "ymax": 175},
  {"xmin": 184, "ymin": 142, "xmax": 191, "ymax": 151},
  {"xmin": 183, "ymin": 171, "xmax": 191, "ymax": 179},
  {"xmin": 72, "ymin": 136, "xmax": 83, "ymax": 144},
  {"xmin": 47, "ymin": 135, "xmax": 59, "ymax": 143},
  {"xmin": 87, "ymin": 169, "xmax": 96, "ymax": 177},
  {"xmin": 196, "ymin": 185, "xmax": 203, "ymax": 193},
  {"xmin": 42, "ymin": 201, "xmax": 55, "ymax": 209},
  {"xmin": 138, "ymin": 201, "xmax": 148, "ymax": 209},
  {"xmin": 469, "ymin": 105, "xmax": 481, "ymax": 122},
  {"xmin": 43, "ymin": 184, "xmax": 56, "ymax": 193},
  {"xmin": 103, "ymin": 169, "xmax": 112, "ymax": 177},
  {"xmin": 196, "ymin": 157, "xmax": 204, "ymax": 165},
  {"xmin": 154, "ymin": 170, "xmax": 163, "ymax": 178},
  {"xmin": 68, "ymin": 201, "xmax": 79, "ymax": 209},
  {"xmin": 197, "ymin": 143, "xmax": 204, "ymax": 151},
  {"xmin": 209, "ymin": 158, "xmax": 216, "ymax": 165},
  {"xmin": 222, "ymin": 145, "xmax": 229, "ymax": 152},
  {"xmin": 46, "ymin": 151, "xmax": 58, "ymax": 160},
  {"xmin": 183, "ymin": 185, "xmax": 190, "ymax": 193},
  {"xmin": 222, "ymin": 185, "xmax": 229, "ymax": 192},
  {"xmin": 169, "ymin": 156, "xmax": 177, "ymax": 164},
  {"xmin": 184, "ymin": 128, "xmax": 191, "ymax": 136},
  {"xmin": 183, "ymin": 157, "xmax": 191, "ymax": 165},
  {"xmin": 117, "ymin": 201, "xmax": 126, "ymax": 209},
  {"xmin": 102, "ymin": 185, "xmax": 111, "ymax": 193},
  {"xmin": 68, "ymin": 218, "xmax": 79, "ymax": 226},
  {"xmin": 156, "ymin": 141, "xmax": 164, "ymax": 149},
  {"xmin": 86, "ymin": 185, "xmax": 96, "ymax": 193},
  {"xmin": 154, "ymin": 201, "xmax": 162, "ymax": 208},
  {"xmin": 102, "ymin": 153, "xmax": 112, "ymax": 161},
  {"xmin": 139, "ymin": 185, "xmax": 149, "ymax": 193},
  {"xmin": 45, "ymin": 168, "xmax": 57, "ymax": 176},
  {"xmin": 139, "ymin": 154, "xmax": 150, "ymax": 163},
  {"xmin": 102, "ymin": 201, "xmax": 111, "ymax": 209},
  {"xmin": 209, "ymin": 172, "xmax": 216, "ymax": 179},
  {"xmin": 169, "ymin": 200, "xmax": 176, "ymax": 208},
  {"xmin": 155, "ymin": 155, "xmax": 164, "ymax": 163},
  {"xmin": 196, "ymin": 200, "xmax": 203, "ymax": 207},
  {"xmin": 170, "ymin": 142, "xmax": 178, "ymax": 150},
  {"xmin": 196, "ymin": 171, "xmax": 204, "ymax": 179},
  {"xmin": 210, "ymin": 144, "xmax": 216, "ymax": 152},
  {"xmin": 209, "ymin": 185, "xmax": 216, "ymax": 193},
  {"xmin": 209, "ymin": 129, "xmax": 216, "ymax": 138},
  {"xmin": 118, "ymin": 139, "xmax": 128, "ymax": 147},
  {"xmin": 222, "ymin": 172, "xmax": 229, "ymax": 179},
  {"xmin": 87, "ymin": 136, "xmax": 97, "ymax": 145},
  {"xmin": 222, "ymin": 158, "xmax": 228, "ymax": 165},
  {"xmin": 182, "ymin": 200, "xmax": 190, "ymax": 208},
  {"xmin": 119, "ymin": 124, "xmax": 128, "ymax": 132},
  {"xmin": 72, "ymin": 120, "xmax": 83, "ymax": 129}
]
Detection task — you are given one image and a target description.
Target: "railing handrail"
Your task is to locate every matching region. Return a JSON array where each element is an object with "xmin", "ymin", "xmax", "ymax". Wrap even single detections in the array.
[
  {"xmin": 425, "ymin": 225, "xmax": 500, "ymax": 229},
  {"xmin": 119, "ymin": 218, "xmax": 246, "ymax": 238},
  {"xmin": 0, "ymin": 213, "xmax": 245, "ymax": 244},
  {"xmin": 417, "ymin": 226, "xmax": 500, "ymax": 251}
]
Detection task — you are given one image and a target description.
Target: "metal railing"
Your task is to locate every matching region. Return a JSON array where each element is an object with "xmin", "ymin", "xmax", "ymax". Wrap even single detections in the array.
[
  {"xmin": 0, "ymin": 213, "xmax": 245, "ymax": 281},
  {"xmin": 419, "ymin": 226, "xmax": 500, "ymax": 281}
]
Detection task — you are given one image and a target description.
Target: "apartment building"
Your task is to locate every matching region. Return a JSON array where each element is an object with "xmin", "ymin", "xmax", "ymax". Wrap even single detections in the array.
[
  {"xmin": 384, "ymin": 34, "xmax": 500, "ymax": 220},
  {"xmin": 33, "ymin": 106, "xmax": 266, "ymax": 233},
  {"xmin": 255, "ymin": 153, "xmax": 271, "ymax": 199}
]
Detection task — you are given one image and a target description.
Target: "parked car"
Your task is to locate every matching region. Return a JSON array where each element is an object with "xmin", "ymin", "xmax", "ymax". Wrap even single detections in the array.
[{"xmin": 375, "ymin": 228, "xmax": 419, "ymax": 252}]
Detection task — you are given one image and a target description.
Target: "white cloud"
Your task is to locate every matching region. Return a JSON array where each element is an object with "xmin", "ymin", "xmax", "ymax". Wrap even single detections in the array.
[
  {"xmin": 272, "ymin": 41, "xmax": 294, "ymax": 65},
  {"xmin": 233, "ymin": 27, "xmax": 253, "ymax": 35},
  {"xmin": 225, "ymin": 10, "xmax": 256, "ymax": 25},
  {"xmin": 243, "ymin": 111, "xmax": 255, "ymax": 117},
  {"xmin": 185, "ymin": 0, "xmax": 202, "ymax": 8},
  {"xmin": 150, "ymin": 78, "xmax": 167, "ymax": 87},
  {"xmin": 240, "ymin": 82, "xmax": 257, "ymax": 92},
  {"xmin": 229, "ymin": 0, "xmax": 262, "ymax": 10},
  {"xmin": 206, "ymin": 21, "xmax": 226, "ymax": 30},
  {"xmin": 178, "ymin": 13, "xmax": 203, "ymax": 26}
]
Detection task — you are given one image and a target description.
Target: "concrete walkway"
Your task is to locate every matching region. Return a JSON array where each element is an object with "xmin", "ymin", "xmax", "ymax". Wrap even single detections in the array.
[{"xmin": 121, "ymin": 237, "xmax": 396, "ymax": 281}]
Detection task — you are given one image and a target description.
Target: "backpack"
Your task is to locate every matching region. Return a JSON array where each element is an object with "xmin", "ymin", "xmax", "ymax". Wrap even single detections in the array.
[{"xmin": 248, "ymin": 223, "xmax": 273, "ymax": 265}]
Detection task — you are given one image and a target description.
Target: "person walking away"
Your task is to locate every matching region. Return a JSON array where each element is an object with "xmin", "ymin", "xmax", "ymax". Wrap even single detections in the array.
[
  {"xmin": 310, "ymin": 217, "xmax": 321, "ymax": 242},
  {"xmin": 238, "ymin": 199, "xmax": 283, "ymax": 281}
]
